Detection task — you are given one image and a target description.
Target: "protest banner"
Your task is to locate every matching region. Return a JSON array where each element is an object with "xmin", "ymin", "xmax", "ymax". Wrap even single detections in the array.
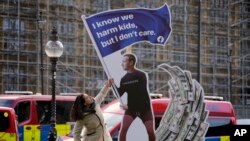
[{"xmin": 82, "ymin": 4, "xmax": 171, "ymax": 141}]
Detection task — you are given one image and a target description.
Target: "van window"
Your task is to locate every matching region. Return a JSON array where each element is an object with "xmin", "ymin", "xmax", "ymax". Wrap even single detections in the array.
[
  {"xmin": 37, "ymin": 101, "xmax": 51, "ymax": 124},
  {"xmin": 0, "ymin": 111, "xmax": 10, "ymax": 132},
  {"xmin": 14, "ymin": 101, "xmax": 30, "ymax": 123},
  {"xmin": 36, "ymin": 101, "xmax": 74, "ymax": 124},
  {"xmin": 56, "ymin": 101, "xmax": 73, "ymax": 124}
]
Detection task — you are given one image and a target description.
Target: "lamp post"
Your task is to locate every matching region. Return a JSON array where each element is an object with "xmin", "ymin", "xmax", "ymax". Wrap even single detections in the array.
[
  {"xmin": 45, "ymin": 26, "xmax": 63, "ymax": 141},
  {"xmin": 37, "ymin": 11, "xmax": 46, "ymax": 95}
]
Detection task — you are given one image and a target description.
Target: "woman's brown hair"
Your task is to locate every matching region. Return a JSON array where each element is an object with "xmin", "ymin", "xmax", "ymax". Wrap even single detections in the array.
[{"xmin": 70, "ymin": 94, "xmax": 86, "ymax": 121}]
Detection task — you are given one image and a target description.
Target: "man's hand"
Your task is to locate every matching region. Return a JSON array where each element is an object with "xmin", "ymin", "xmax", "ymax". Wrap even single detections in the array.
[
  {"xmin": 104, "ymin": 79, "xmax": 113, "ymax": 88},
  {"xmin": 120, "ymin": 104, "xmax": 128, "ymax": 110},
  {"xmin": 108, "ymin": 79, "xmax": 114, "ymax": 87}
]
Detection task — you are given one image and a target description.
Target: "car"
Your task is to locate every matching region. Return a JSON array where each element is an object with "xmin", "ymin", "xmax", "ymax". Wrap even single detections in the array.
[{"xmin": 62, "ymin": 95, "xmax": 236, "ymax": 141}]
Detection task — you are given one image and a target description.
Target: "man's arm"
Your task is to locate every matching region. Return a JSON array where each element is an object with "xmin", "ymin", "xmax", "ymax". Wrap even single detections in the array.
[
  {"xmin": 140, "ymin": 71, "xmax": 149, "ymax": 91},
  {"xmin": 139, "ymin": 72, "xmax": 151, "ymax": 102},
  {"xmin": 111, "ymin": 78, "xmax": 125, "ymax": 97},
  {"xmin": 111, "ymin": 78, "xmax": 127, "ymax": 109}
]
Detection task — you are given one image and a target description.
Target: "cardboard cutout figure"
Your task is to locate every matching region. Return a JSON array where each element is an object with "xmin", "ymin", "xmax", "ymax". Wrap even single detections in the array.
[
  {"xmin": 103, "ymin": 51, "xmax": 156, "ymax": 141},
  {"xmin": 115, "ymin": 53, "xmax": 155, "ymax": 141}
]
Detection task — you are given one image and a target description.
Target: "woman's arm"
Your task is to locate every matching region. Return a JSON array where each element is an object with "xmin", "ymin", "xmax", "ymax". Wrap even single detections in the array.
[
  {"xmin": 73, "ymin": 120, "xmax": 84, "ymax": 141},
  {"xmin": 94, "ymin": 80, "xmax": 111, "ymax": 104}
]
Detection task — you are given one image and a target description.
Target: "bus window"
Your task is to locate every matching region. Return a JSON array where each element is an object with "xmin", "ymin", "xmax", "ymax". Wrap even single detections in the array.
[
  {"xmin": 0, "ymin": 111, "xmax": 10, "ymax": 132},
  {"xmin": 14, "ymin": 101, "xmax": 30, "ymax": 123}
]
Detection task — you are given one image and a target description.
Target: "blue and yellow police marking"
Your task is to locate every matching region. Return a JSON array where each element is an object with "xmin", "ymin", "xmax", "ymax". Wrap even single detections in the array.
[
  {"xmin": 23, "ymin": 125, "xmax": 41, "ymax": 141},
  {"xmin": 18, "ymin": 123, "xmax": 72, "ymax": 141},
  {"xmin": 0, "ymin": 132, "xmax": 17, "ymax": 141},
  {"xmin": 56, "ymin": 124, "xmax": 71, "ymax": 136},
  {"xmin": 205, "ymin": 136, "xmax": 230, "ymax": 141}
]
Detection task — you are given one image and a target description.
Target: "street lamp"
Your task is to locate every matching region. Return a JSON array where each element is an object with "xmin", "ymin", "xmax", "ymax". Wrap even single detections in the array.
[{"xmin": 45, "ymin": 26, "xmax": 63, "ymax": 141}]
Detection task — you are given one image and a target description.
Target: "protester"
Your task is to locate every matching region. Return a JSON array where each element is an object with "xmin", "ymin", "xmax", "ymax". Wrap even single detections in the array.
[{"xmin": 70, "ymin": 80, "xmax": 113, "ymax": 141}]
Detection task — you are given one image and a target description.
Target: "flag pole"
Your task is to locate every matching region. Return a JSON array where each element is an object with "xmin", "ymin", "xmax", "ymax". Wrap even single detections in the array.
[{"xmin": 81, "ymin": 15, "xmax": 124, "ymax": 105}]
